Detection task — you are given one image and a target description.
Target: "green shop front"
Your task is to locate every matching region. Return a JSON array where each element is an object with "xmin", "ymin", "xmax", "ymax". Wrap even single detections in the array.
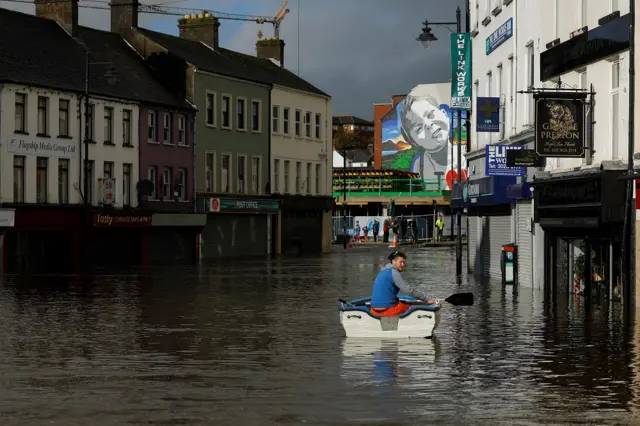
[{"xmin": 199, "ymin": 197, "xmax": 280, "ymax": 259}]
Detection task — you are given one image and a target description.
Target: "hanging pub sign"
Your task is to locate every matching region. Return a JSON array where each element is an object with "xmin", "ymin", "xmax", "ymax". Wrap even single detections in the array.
[{"xmin": 534, "ymin": 92, "xmax": 586, "ymax": 158}]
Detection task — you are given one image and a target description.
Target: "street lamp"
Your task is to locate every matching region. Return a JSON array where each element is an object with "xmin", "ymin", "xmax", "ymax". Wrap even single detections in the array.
[
  {"xmin": 339, "ymin": 145, "xmax": 357, "ymax": 249},
  {"xmin": 416, "ymin": 4, "xmax": 468, "ymax": 276}
]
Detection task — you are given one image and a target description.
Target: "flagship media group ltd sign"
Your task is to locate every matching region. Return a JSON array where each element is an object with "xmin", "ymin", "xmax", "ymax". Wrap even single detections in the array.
[{"xmin": 7, "ymin": 136, "xmax": 78, "ymax": 158}]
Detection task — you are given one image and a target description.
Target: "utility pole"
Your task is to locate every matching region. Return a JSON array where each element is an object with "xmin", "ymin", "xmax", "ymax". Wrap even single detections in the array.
[
  {"xmin": 84, "ymin": 51, "xmax": 90, "ymax": 206},
  {"xmin": 455, "ymin": 5, "xmax": 463, "ymax": 276},
  {"xmin": 625, "ymin": 0, "xmax": 635, "ymax": 309}
]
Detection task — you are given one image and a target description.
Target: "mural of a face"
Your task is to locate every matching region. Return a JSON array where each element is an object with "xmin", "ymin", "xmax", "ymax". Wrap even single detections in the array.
[{"xmin": 399, "ymin": 94, "xmax": 450, "ymax": 156}]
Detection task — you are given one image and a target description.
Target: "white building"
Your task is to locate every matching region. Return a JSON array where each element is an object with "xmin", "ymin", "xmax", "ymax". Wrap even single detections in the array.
[
  {"xmin": 269, "ymin": 83, "xmax": 334, "ymax": 252},
  {"xmin": 466, "ymin": 0, "xmax": 631, "ymax": 295},
  {"xmin": 466, "ymin": 0, "xmax": 539, "ymax": 286},
  {"xmin": 0, "ymin": 84, "xmax": 139, "ymax": 206},
  {"xmin": 270, "ymin": 85, "xmax": 332, "ymax": 197}
]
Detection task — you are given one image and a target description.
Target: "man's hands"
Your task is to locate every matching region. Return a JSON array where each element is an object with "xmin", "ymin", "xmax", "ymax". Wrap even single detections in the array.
[{"xmin": 426, "ymin": 299, "xmax": 437, "ymax": 305}]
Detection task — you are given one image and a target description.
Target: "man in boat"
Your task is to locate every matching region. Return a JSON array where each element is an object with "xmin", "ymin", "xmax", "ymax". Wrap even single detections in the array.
[{"xmin": 370, "ymin": 251, "xmax": 436, "ymax": 316}]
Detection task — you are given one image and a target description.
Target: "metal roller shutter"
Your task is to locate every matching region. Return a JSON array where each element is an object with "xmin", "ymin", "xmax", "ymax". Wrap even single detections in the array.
[
  {"xmin": 485, "ymin": 215, "xmax": 513, "ymax": 280},
  {"xmin": 467, "ymin": 216, "xmax": 479, "ymax": 274},
  {"xmin": 516, "ymin": 200, "xmax": 533, "ymax": 287},
  {"xmin": 201, "ymin": 214, "xmax": 268, "ymax": 259}
]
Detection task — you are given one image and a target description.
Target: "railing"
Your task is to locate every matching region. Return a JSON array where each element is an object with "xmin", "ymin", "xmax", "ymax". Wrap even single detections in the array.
[{"xmin": 332, "ymin": 178, "xmax": 449, "ymax": 197}]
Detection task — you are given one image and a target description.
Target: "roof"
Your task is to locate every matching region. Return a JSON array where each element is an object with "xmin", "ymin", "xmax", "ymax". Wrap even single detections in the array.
[
  {"xmin": 0, "ymin": 8, "xmax": 193, "ymax": 110},
  {"xmin": 135, "ymin": 27, "xmax": 329, "ymax": 98},
  {"xmin": 333, "ymin": 115, "xmax": 373, "ymax": 126}
]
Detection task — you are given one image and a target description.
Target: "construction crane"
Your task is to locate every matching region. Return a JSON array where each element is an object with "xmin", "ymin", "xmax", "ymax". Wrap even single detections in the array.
[{"xmin": 0, "ymin": 0, "xmax": 290, "ymax": 38}]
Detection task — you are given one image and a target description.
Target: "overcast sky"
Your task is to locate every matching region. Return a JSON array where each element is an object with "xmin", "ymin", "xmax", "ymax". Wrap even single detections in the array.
[{"xmin": 1, "ymin": 0, "xmax": 465, "ymax": 120}]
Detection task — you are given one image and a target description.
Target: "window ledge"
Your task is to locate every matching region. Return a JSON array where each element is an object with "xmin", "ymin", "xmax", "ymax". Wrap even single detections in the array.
[
  {"xmin": 36, "ymin": 133, "xmax": 50, "ymax": 138},
  {"xmin": 482, "ymin": 16, "xmax": 491, "ymax": 26},
  {"xmin": 123, "ymin": 143, "xmax": 134, "ymax": 148}
]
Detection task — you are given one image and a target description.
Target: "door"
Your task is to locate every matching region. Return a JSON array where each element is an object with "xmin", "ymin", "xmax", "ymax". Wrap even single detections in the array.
[
  {"xmin": 485, "ymin": 215, "xmax": 513, "ymax": 280},
  {"xmin": 516, "ymin": 200, "xmax": 533, "ymax": 287}
]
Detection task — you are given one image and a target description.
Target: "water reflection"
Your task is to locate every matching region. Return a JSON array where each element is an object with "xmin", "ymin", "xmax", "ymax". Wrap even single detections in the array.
[{"xmin": 0, "ymin": 247, "xmax": 640, "ymax": 424}]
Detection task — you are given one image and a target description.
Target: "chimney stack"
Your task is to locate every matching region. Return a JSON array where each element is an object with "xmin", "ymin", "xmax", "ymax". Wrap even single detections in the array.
[
  {"xmin": 256, "ymin": 37, "xmax": 285, "ymax": 67},
  {"xmin": 110, "ymin": 0, "xmax": 139, "ymax": 33},
  {"xmin": 178, "ymin": 13, "xmax": 220, "ymax": 50},
  {"xmin": 35, "ymin": 0, "xmax": 79, "ymax": 37}
]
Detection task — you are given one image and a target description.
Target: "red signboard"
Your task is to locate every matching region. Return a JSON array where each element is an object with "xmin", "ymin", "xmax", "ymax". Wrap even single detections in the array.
[
  {"xmin": 93, "ymin": 213, "xmax": 152, "ymax": 227},
  {"xmin": 636, "ymin": 180, "xmax": 640, "ymax": 210}
]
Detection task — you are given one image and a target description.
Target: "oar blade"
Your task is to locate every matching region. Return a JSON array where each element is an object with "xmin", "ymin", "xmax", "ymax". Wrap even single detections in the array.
[{"xmin": 444, "ymin": 292, "xmax": 474, "ymax": 306}]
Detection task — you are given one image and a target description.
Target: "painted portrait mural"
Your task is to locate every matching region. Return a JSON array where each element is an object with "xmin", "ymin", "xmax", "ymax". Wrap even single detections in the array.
[{"xmin": 381, "ymin": 83, "xmax": 468, "ymax": 189}]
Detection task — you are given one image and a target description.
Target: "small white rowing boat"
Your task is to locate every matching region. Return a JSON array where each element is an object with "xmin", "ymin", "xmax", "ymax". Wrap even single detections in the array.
[{"xmin": 339, "ymin": 296, "xmax": 442, "ymax": 339}]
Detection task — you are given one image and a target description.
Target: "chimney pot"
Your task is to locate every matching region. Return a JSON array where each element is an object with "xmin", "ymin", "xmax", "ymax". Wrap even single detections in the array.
[
  {"xmin": 35, "ymin": 0, "xmax": 79, "ymax": 36},
  {"xmin": 177, "ymin": 14, "xmax": 220, "ymax": 50},
  {"xmin": 110, "ymin": 0, "xmax": 139, "ymax": 34},
  {"xmin": 256, "ymin": 37, "xmax": 285, "ymax": 67}
]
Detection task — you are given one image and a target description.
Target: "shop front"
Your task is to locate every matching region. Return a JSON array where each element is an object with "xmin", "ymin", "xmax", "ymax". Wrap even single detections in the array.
[
  {"xmin": 148, "ymin": 213, "xmax": 207, "ymax": 264},
  {"xmin": 532, "ymin": 169, "xmax": 626, "ymax": 304},
  {"xmin": 199, "ymin": 197, "xmax": 280, "ymax": 259},
  {"xmin": 277, "ymin": 195, "xmax": 335, "ymax": 255},
  {"xmin": 453, "ymin": 175, "xmax": 517, "ymax": 280},
  {"xmin": 89, "ymin": 212, "xmax": 153, "ymax": 268},
  {"xmin": 5, "ymin": 206, "xmax": 84, "ymax": 274}
]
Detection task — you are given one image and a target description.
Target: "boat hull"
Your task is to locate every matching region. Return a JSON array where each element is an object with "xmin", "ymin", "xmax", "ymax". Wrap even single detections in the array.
[{"xmin": 339, "ymin": 296, "xmax": 441, "ymax": 338}]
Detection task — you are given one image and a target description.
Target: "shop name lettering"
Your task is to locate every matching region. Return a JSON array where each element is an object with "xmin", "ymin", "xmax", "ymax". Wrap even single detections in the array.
[
  {"xmin": 13, "ymin": 139, "xmax": 76, "ymax": 154},
  {"xmin": 488, "ymin": 146, "xmax": 520, "ymax": 169},
  {"xmin": 467, "ymin": 183, "xmax": 480, "ymax": 197},
  {"xmin": 96, "ymin": 214, "xmax": 151, "ymax": 226},
  {"xmin": 232, "ymin": 201, "xmax": 260, "ymax": 209},
  {"xmin": 540, "ymin": 122, "xmax": 580, "ymax": 140},
  {"xmin": 454, "ymin": 35, "xmax": 469, "ymax": 98}
]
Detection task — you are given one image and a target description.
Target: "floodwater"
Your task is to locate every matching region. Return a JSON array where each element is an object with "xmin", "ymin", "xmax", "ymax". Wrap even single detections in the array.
[{"xmin": 0, "ymin": 246, "xmax": 640, "ymax": 425}]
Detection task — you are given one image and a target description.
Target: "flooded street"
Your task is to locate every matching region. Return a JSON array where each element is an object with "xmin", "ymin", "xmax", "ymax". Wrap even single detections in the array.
[{"xmin": 0, "ymin": 246, "xmax": 639, "ymax": 425}]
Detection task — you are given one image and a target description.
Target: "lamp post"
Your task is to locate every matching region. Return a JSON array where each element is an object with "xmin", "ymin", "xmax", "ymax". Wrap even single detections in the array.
[
  {"xmin": 340, "ymin": 145, "xmax": 356, "ymax": 249},
  {"xmin": 417, "ymin": 3, "xmax": 469, "ymax": 276}
]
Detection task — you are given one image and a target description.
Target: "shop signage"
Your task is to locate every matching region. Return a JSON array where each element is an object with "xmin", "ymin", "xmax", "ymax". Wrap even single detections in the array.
[
  {"xmin": 476, "ymin": 97, "xmax": 500, "ymax": 132},
  {"xmin": 540, "ymin": 13, "xmax": 630, "ymax": 81},
  {"xmin": 506, "ymin": 149, "xmax": 544, "ymax": 167},
  {"xmin": 206, "ymin": 198, "xmax": 280, "ymax": 213},
  {"xmin": 93, "ymin": 214, "xmax": 152, "ymax": 227},
  {"xmin": 486, "ymin": 145, "xmax": 525, "ymax": 177},
  {"xmin": 7, "ymin": 136, "xmax": 78, "ymax": 158},
  {"xmin": 534, "ymin": 92, "xmax": 586, "ymax": 157},
  {"xmin": 450, "ymin": 32, "xmax": 472, "ymax": 110},
  {"xmin": 0, "ymin": 208, "xmax": 15, "ymax": 227},
  {"xmin": 486, "ymin": 18, "xmax": 513, "ymax": 55},
  {"xmin": 537, "ymin": 179, "xmax": 600, "ymax": 206},
  {"xmin": 461, "ymin": 177, "xmax": 494, "ymax": 204}
]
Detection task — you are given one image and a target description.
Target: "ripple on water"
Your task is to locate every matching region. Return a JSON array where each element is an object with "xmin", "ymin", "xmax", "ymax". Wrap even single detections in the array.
[{"xmin": 0, "ymin": 246, "xmax": 638, "ymax": 424}]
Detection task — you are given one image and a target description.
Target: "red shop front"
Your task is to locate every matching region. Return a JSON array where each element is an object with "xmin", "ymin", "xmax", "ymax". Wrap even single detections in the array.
[
  {"xmin": 87, "ymin": 212, "xmax": 153, "ymax": 269},
  {"xmin": 4, "ymin": 206, "xmax": 85, "ymax": 274}
]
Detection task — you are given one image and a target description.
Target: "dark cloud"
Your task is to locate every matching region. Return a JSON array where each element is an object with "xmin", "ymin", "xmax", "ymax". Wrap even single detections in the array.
[
  {"xmin": 0, "ymin": 0, "xmax": 466, "ymax": 120},
  {"xmin": 224, "ymin": 0, "xmax": 467, "ymax": 120}
]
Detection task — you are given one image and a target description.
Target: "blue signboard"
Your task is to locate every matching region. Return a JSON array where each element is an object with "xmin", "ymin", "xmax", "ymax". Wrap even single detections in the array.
[
  {"xmin": 476, "ymin": 97, "xmax": 500, "ymax": 132},
  {"xmin": 486, "ymin": 145, "xmax": 525, "ymax": 177},
  {"xmin": 451, "ymin": 175, "xmax": 518, "ymax": 208},
  {"xmin": 486, "ymin": 18, "xmax": 513, "ymax": 55}
]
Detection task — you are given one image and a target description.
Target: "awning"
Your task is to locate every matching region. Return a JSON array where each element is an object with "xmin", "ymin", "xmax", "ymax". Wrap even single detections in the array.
[{"xmin": 505, "ymin": 183, "xmax": 532, "ymax": 200}]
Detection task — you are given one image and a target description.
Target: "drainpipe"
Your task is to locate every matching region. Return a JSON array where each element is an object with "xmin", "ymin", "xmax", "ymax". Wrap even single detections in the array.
[
  {"xmin": 191, "ymin": 113, "xmax": 196, "ymax": 212},
  {"xmin": 625, "ymin": 0, "xmax": 635, "ymax": 310},
  {"xmin": 513, "ymin": 0, "xmax": 518, "ymax": 134}
]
